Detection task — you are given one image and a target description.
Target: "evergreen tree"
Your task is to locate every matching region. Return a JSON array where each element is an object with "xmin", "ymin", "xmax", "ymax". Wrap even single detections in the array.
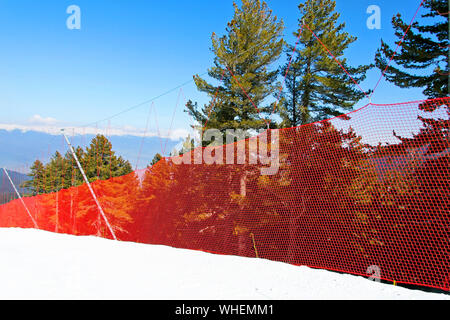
[
  {"xmin": 178, "ymin": 135, "xmax": 195, "ymax": 155},
  {"xmin": 83, "ymin": 135, "xmax": 133, "ymax": 183},
  {"xmin": 186, "ymin": 0, "xmax": 284, "ymax": 135},
  {"xmin": 63, "ymin": 146, "xmax": 85, "ymax": 187},
  {"xmin": 25, "ymin": 135, "xmax": 133, "ymax": 194},
  {"xmin": 21, "ymin": 160, "xmax": 45, "ymax": 195},
  {"xmin": 150, "ymin": 153, "xmax": 163, "ymax": 166},
  {"xmin": 46, "ymin": 151, "xmax": 65, "ymax": 193},
  {"xmin": 278, "ymin": 0, "xmax": 371, "ymax": 127},
  {"xmin": 374, "ymin": 0, "xmax": 449, "ymax": 98}
]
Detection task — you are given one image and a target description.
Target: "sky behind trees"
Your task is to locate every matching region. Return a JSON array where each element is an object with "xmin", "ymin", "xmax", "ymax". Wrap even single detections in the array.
[{"xmin": 0, "ymin": 0, "xmax": 430, "ymax": 135}]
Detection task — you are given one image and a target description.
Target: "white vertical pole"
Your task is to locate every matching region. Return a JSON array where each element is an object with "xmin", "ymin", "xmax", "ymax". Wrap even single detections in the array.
[
  {"xmin": 2, "ymin": 168, "xmax": 39, "ymax": 229},
  {"xmin": 61, "ymin": 129, "xmax": 117, "ymax": 240}
]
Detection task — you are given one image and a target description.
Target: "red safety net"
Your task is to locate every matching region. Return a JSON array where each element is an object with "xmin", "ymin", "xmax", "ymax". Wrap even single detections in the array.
[{"xmin": 0, "ymin": 97, "xmax": 449, "ymax": 291}]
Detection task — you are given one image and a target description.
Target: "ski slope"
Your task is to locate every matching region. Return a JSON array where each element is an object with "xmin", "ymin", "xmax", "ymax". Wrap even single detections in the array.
[{"xmin": 0, "ymin": 228, "xmax": 447, "ymax": 300}]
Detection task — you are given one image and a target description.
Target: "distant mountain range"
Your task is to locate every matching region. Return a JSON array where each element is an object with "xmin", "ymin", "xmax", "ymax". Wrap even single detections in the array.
[
  {"xmin": 0, "ymin": 129, "xmax": 181, "ymax": 171},
  {"xmin": 0, "ymin": 169, "xmax": 30, "ymax": 204}
]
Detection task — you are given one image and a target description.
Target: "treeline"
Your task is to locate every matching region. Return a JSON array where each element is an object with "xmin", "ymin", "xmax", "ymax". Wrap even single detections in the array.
[{"xmin": 21, "ymin": 135, "xmax": 133, "ymax": 196}]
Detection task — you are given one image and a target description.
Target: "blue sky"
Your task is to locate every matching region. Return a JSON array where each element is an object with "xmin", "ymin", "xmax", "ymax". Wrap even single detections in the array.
[{"xmin": 0, "ymin": 0, "xmax": 429, "ymax": 136}]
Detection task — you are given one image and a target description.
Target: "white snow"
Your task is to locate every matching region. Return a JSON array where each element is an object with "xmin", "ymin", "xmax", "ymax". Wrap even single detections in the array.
[{"xmin": 0, "ymin": 228, "xmax": 448, "ymax": 300}]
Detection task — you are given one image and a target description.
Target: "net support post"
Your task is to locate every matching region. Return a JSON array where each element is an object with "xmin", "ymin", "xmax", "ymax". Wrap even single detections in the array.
[{"xmin": 2, "ymin": 167, "xmax": 39, "ymax": 229}]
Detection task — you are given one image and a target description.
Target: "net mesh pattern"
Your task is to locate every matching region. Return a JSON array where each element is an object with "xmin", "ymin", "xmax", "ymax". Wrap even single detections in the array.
[{"xmin": 1, "ymin": 97, "xmax": 448, "ymax": 291}]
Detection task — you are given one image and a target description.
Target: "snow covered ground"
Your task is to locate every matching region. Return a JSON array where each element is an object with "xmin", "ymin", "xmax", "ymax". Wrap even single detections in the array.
[{"xmin": 0, "ymin": 228, "xmax": 448, "ymax": 300}]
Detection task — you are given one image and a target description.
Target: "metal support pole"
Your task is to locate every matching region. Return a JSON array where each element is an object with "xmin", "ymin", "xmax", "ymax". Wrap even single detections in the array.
[
  {"xmin": 61, "ymin": 129, "xmax": 117, "ymax": 240},
  {"xmin": 2, "ymin": 168, "xmax": 39, "ymax": 229}
]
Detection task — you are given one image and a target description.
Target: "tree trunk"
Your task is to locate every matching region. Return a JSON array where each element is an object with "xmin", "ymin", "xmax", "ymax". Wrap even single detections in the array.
[{"xmin": 238, "ymin": 173, "xmax": 247, "ymax": 256}]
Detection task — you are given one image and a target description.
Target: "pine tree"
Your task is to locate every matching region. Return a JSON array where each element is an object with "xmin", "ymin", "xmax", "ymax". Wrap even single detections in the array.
[
  {"xmin": 186, "ymin": 0, "xmax": 284, "ymax": 135},
  {"xmin": 149, "ymin": 153, "xmax": 163, "ymax": 166},
  {"xmin": 83, "ymin": 135, "xmax": 132, "ymax": 183},
  {"xmin": 21, "ymin": 160, "xmax": 45, "ymax": 195},
  {"xmin": 178, "ymin": 135, "xmax": 195, "ymax": 155},
  {"xmin": 46, "ymin": 151, "xmax": 65, "ymax": 193},
  {"xmin": 374, "ymin": 0, "xmax": 449, "ymax": 98},
  {"xmin": 25, "ymin": 135, "xmax": 133, "ymax": 194},
  {"xmin": 278, "ymin": 0, "xmax": 371, "ymax": 127},
  {"xmin": 63, "ymin": 146, "xmax": 85, "ymax": 187}
]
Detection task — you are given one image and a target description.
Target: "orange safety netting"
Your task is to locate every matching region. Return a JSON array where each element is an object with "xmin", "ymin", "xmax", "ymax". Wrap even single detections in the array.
[{"xmin": 0, "ymin": 97, "xmax": 449, "ymax": 291}]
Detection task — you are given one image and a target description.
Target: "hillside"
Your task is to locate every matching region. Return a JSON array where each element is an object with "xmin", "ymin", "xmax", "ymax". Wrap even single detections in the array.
[
  {"xmin": 0, "ymin": 228, "xmax": 448, "ymax": 300},
  {"xmin": 0, "ymin": 169, "xmax": 30, "ymax": 204}
]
